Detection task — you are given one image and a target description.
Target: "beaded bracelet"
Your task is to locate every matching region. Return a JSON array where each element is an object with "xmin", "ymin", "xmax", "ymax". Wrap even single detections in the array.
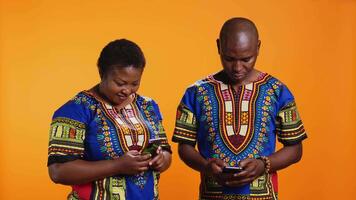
[{"xmin": 258, "ymin": 156, "xmax": 271, "ymax": 174}]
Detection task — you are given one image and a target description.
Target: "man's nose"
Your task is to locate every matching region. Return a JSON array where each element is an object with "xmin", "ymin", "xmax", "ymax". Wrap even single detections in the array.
[{"xmin": 232, "ymin": 60, "xmax": 243, "ymax": 71}]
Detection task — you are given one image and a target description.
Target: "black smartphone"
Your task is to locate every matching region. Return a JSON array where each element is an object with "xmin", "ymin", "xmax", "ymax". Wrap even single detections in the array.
[
  {"xmin": 222, "ymin": 166, "xmax": 243, "ymax": 174},
  {"xmin": 142, "ymin": 138, "xmax": 164, "ymax": 157}
]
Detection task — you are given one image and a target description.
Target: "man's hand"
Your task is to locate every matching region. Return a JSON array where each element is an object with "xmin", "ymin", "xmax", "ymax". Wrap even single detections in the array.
[
  {"xmin": 224, "ymin": 158, "xmax": 265, "ymax": 187},
  {"xmin": 204, "ymin": 158, "xmax": 225, "ymax": 175}
]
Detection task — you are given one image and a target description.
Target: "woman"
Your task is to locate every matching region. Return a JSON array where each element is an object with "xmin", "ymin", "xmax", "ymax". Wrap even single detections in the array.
[{"xmin": 48, "ymin": 39, "xmax": 172, "ymax": 200}]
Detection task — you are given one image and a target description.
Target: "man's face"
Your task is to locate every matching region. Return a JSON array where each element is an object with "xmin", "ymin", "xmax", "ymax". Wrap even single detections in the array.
[{"xmin": 218, "ymin": 33, "xmax": 260, "ymax": 84}]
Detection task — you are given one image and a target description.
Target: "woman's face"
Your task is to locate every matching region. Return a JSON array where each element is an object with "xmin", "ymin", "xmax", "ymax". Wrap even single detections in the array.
[{"xmin": 99, "ymin": 65, "xmax": 143, "ymax": 106}]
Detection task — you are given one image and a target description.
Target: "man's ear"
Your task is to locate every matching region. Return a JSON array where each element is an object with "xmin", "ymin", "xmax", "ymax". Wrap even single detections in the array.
[
  {"xmin": 216, "ymin": 39, "xmax": 221, "ymax": 54},
  {"xmin": 257, "ymin": 40, "xmax": 261, "ymax": 55}
]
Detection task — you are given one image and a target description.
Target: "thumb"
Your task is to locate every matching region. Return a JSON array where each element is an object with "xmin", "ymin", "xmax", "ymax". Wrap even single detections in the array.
[
  {"xmin": 127, "ymin": 150, "xmax": 140, "ymax": 156},
  {"xmin": 239, "ymin": 158, "xmax": 252, "ymax": 168},
  {"xmin": 215, "ymin": 158, "xmax": 226, "ymax": 168}
]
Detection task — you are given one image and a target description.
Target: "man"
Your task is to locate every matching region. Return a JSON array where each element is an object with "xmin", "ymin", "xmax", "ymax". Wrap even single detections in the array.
[{"xmin": 172, "ymin": 17, "xmax": 307, "ymax": 199}]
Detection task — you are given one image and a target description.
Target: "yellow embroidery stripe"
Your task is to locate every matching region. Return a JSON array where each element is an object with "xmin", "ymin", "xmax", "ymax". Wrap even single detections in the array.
[
  {"xmin": 49, "ymin": 144, "xmax": 84, "ymax": 150},
  {"xmin": 174, "ymin": 130, "xmax": 196, "ymax": 138},
  {"xmin": 275, "ymin": 123, "xmax": 304, "ymax": 132},
  {"xmin": 173, "ymin": 135, "xmax": 196, "ymax": 142},
  {"xmin": 174, "ymin": 126, "xmax": 196, "ymax": 134},
  {"xmin": 279, "ymin": 132, "xmax": 307, "ymax": 140},
  {"xmin": 48, "ymin": 152, "xmax": 81, "ymax": 156}
]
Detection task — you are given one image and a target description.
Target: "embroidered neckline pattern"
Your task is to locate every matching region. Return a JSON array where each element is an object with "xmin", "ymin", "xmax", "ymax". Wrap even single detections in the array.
[
  {"xmin": 208, "ymin": 73, "xmax": 269, "ymax": 155},
  {"xmin": 101, "ymin": 102, "xmax": 149, "ymax": 153}
]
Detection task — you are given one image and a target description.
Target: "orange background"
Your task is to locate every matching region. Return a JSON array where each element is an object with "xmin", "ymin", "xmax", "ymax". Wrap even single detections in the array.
[{"xmin": 1, "ymin": 1, "xmax": 355, "ymax": 199}]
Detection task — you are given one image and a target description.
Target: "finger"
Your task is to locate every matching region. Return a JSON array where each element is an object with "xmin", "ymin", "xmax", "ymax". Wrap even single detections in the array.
[
  {"xmin": 214, "ymin": 159, "xmax": 227, "ymax": 168},
  {"xmin": 128, "ymin": 150, "xmax": 139, "ymax": 154},
  {"xmin": 211, "ymin": 163, "xmax": 223, "ymax": 173},
  {"xmin": 233, "ymin": 169, "xmax": 250, "ymax": 178},
  {"xmin": 137, "ymin": 166, "xmax": 149, "ymax": 172},
  {"xmin": 239, "ymin": 158, "xmax": 253, "ymax": 168},
  {"xmin": 149, "ymin": 153, "xmax": 163, "ymax": 166},
  {"xmin": 136, "ymin": 160, "xmax": 150, "ymax": 168},
  {"xmin": 211, "ymin": 159, "xmax": 226, "ymax": 171},
  {"xmin": 226, "ymin": 177, "xmax": 255, "ymax": 187},
  {"xmin": 138, "ymin": 153, "xmax": 152, "ymax": 161},
  {"xmin": 218, "ymin": 173, "xmax": 234, "ymax": 182},
  {"xmin": 126, "ymin": 150, "xmax": 140, "ymax": 157},
  {"xmin": 156, "ymin": 146, "xmax": 162, "ymax": 154},
  {"xmin": 152, "ymin": 162, "xmax": 165, "ymax": 171}
]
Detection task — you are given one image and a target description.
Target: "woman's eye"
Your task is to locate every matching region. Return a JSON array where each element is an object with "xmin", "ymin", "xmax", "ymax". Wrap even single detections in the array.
[{"xmin": 116, "ymin": 82, "xmax": 125, "ymax": 87}]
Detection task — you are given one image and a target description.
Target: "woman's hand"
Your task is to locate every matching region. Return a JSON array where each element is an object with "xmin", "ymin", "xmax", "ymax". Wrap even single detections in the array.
[
  {"xmin": 148, "ymin": 146, "xmax": 172, "ymax": 172},
  {"xmin": 224, "ymin": 158, "xmax": 265, "ymax": 187},
  {"xmin": 115, "ymin": 150, "xmax": 151, "ymax": 175}
]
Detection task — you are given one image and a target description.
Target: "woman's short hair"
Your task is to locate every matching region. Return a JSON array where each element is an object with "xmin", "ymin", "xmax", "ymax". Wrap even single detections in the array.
[{"xmin": 97, "ymin": 39, "xmax": 146, "ymax": 78}]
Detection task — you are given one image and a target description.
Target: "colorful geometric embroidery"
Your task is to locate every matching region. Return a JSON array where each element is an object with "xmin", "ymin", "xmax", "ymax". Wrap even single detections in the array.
[
  {"xmin": 250, "ymin": 173, "xmax": 278, "ymax": 200},
  {"xmin": 49, "ymin": 91, "xmax": 170, "ymax": 200},
  {"xmin": 67, "ymin": 191, "xmax": 80, "ymax": 200},
  {"xmin": 203, "ymin": 74, "xmax": 271, "ymax": 167},
  {"xmin": 173, "ymin": 72, "xmax": 307, "ymax": 199},
  {"xmin": 91, "ymin": 177, "xmax": 126, "ymax": 200},
  {"xmin": 153, "ymin": 171, "xmax": 160, "ymax": 200},
  {"xmin": 102, "ymin": 103, "xmax": 149, "ymax": 153},
  {"xmin": 276, "ymin": 101, "xmax": 306, "ymax": 145},
  {"xmin": 48, "ymin": 117, "xmax": 86, "ymax": 164},
  {"xmin": 216, "ymin": 82, "xmax": 256, "ymax": 154},
  {"xmin": 173, "ymin": 103, "xmax": 197, "ymax": 145},
  {"xmin": 140, "ymin": 98, "xmax": 170, "ymax": 151}
]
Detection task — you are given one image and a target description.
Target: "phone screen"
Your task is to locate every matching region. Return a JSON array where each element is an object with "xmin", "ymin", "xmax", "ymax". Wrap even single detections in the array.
[{"xmin": 222, "ymin": 166, "xmax": 243, "ymax": 173}]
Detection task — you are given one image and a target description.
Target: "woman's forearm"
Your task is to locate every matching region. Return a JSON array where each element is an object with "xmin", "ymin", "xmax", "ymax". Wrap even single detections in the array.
[{"xmin": 48, "ymin": 159, "xmax": 119, "ymax": 185}]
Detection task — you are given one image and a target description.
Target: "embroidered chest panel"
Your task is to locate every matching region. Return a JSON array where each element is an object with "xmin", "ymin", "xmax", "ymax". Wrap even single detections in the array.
[
  {"xmin": 74, "ymin": 92, "xmax": 160, "ymax": 159},
  {"xmin": 102, "ymin": 103, "xmax": 149, "ymax": 153},
  {"xmin": 215, "ymin": 82, "xmax": 257, "ymax": 154},
  {"xmin": 196, "ymin": 75, "xmax": 282, "ymax": 166}
]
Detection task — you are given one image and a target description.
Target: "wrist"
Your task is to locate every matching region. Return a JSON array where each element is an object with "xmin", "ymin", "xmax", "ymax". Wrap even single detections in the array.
[
  {"xmin": 202, "ymin": 159, "xmax": 211, "ymax": 174},
  {"xmin": 111, "ymin": 157, "xmax": 124, "ymax": 175},
  {"xmin": 257, "ymin": 156, "xmax": 271, "ymax": 174},
  {"xmin": 159, "ymin": 152, "xmax": 168, "ymax": 172}
]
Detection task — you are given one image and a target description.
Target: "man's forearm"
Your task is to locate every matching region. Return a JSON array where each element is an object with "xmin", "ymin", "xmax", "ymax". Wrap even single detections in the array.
[
  {"xmin": 178, "ymin": 143, "xmax": 208, "ymax": 173},
  {"xmin": 268, "ymin": 143, "xmax": 303, "ymax": 172}
]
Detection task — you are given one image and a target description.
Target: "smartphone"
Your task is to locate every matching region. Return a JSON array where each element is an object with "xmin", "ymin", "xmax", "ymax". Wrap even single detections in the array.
[
  {"xmin": 142, "ymin": 138, "xmax": 164, "ymax": 157},
  {"xmin": 222, "ymin": 166, "xmax": 243, "ymax": 174}
]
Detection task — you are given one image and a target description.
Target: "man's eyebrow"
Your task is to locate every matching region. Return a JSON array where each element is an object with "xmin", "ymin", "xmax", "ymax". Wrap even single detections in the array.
[{"xmin": 115, "ymin": 78, "xmax": 140, "ymax": 83}]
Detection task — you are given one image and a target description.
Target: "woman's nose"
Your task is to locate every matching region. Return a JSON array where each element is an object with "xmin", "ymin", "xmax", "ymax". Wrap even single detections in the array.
[{"xmin": 122, "ymin": 88, "xmax": 131, "ymax": 95}]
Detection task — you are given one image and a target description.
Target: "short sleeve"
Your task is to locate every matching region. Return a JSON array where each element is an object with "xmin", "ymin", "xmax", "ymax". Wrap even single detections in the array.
[
  {"xmin": 47, "ymin": 97, "xmax": 90, "ymax": 166},
  {"xmin": 275, "ymin": 86, "xmax": 307, "ymax": 146},
  {"xmin": 172, "ymin": 87, "xmax": 198, "ymax": 146}
]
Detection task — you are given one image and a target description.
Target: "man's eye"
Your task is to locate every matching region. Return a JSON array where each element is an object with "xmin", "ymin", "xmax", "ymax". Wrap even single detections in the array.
[
  {"xmin": 224, "ymin": 57, "xmax": 234, "ymax": 62},
  {"xmin": 242, "ymin": 57, "xmax": 252, "ymax": 62}
]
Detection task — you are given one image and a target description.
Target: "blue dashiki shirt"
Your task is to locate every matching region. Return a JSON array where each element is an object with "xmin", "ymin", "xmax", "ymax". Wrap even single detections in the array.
[
  {"xmin": 48, "ymin": 90, "xmax": 171, "ymax": 200},
  {"xmin": 172, "ymin": 72, "xmax": 307, "ymax": 200}
]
